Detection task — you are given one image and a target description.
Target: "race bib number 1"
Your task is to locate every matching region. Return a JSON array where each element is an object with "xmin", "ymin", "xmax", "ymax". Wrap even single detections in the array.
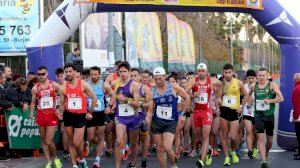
[
  {"xmin": 156, "ymin": 106, "xmax": 173, "ymax": 120},
  {"xmin": 256, "ymin": 100, "xmax": 270, "ymax": 111},
  {"xmin": 118, "ymin": 104, "xmax": 135, "ymax": 117},
  {"xmin": 222, "ymin": 96, "xmax": 237, "ymax": 108},
  {"xmin": 40, "ymin": 97, "xmax": 54, "ymax": 109},
  {"xmin": 68, "ymin": 98, "xmax": 82, "ymax": 110}
]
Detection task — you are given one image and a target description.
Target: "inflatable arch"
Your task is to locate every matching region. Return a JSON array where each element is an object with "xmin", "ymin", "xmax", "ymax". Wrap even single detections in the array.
[{"xmin": 27, "ymin": 0, "xmax": 300, "ymax": 150}]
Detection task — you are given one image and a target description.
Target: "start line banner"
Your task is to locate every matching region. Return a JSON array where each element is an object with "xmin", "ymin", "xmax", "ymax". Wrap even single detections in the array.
[
  {"xmin": 77, "ymin": 0, "xmax": 263, "ymax": 10},
  {"xmin": 5, "ymin": 108, "xmax": 60, "ymax": 149}
]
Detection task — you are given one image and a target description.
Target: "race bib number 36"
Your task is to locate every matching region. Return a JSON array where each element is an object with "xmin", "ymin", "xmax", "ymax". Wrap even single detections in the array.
[
  {"xmin": 118, "ymin": 104, "xmax": 135, "ymax": 117},
  {"xmin": 156, "ymin": 106, "xmax": 173, "ymax": 120},
  {"xmin": 222, "ymin": 96, "xmax": 237, "ymax": 108},
  {"xmin": 40, "ymin": 97, "xmax": 54, "ymax": 109},
  {"xmin": 68, "ymin": 98, "xmax": 82, "ymax": 110},
  {"xmin": 194, "ymin": 93, "xmax": 208, "ymax": 104},
  {"xmin": 256, "ymin": 100, "xmax": 270, "ymax": 111}
]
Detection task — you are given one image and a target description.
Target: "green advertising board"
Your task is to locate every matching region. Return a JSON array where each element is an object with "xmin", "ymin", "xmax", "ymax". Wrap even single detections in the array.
[{"xmin": 5, "ymin": 108, "xmax": 60, "ymax": 149}]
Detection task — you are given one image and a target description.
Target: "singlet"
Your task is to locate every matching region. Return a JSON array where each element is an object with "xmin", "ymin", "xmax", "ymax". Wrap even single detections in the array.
[
  {"xmin": 87, "ymin": 80, "xmax": 105, "ymax": 112},
  {"xmin": 222, "ymin": 78, "xmax": 240, "ymax": 110},
  {"xmin": 193, "ymin": 77, "xmax": 212, "ymax": 111},
  {"xmin": 36, "ymin": 80, "xmax": 56, "ymax": 114},
  {"xmin": 254, "ymin": 82, "xmax": 276, "ymax": 116},
  {"xmin": 243, "ymin": 83, "xmax": 254, "ymax": 117},
  {"xmin": 65, "ymin": 79, "xmax": 87, "ymax": 114},
  {"xmin": 115, "ymin": 80, "xmax": 136, "ymax": 117},
  {"xmin": 153, "ymin": 83, "xmax": 179, "ymax": 122}
]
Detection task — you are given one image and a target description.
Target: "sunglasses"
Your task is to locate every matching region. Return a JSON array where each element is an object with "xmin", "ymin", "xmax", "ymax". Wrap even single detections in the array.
[
  {"xmin": 38, "ymin": 73, "xmax": 46, "ymax": 76},
  {"xmin": 198, "ymin": 70, "xmax": 206, "ymax": 73}
]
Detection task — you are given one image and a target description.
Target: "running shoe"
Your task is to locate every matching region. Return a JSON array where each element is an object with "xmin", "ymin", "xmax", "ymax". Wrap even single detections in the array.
[
  {"xmin": 266, "ymin": 155, "xmax": 270, "ymax": 164},
  {"xmin": 189, "ymin": 150, "xmax": 198, "ymax": 158},
  {"xmin": 141, "ymin": 158, "xmax": 148, "ymax": 168},
  {"xmin": 182, "ymin": 148, "xmax": 189, "ymax": 157},
  {"xmin": 196, "ymin": 160, "xmax": 204, "ymax": 168},
  {"xmin": 248, "ymin": 150, "xmax": 254, "ymax": 159},
  {"xmin": 294, "ymin": 153, "xmax": 300, "ymax": 160},
  {"xmin": 79, "ymin": 159, "xmax": 89, "ymax": 168},
  {"xmin": 253, "ymin": 148, "xmax": 258, "ymax": 158},
  {"xmin": 235, "ymin": 149, "xmax": 242, "ymax": 156},
  {"xmin": 73, "ymin": 166, "xmax": 78, "ymax": 168},
  {"xmin": 223, "ymin": 157, "xmax": 230, "ymax": 166},
  {"xmin": 231, "ymin": 151, "xmax": 239, "ymax": 164},
  {"xmin": 93, "ymin": 161, "xmax": 100, "ymax": 168},
  {"xmin": 175, "ymin": 152, "xmax": 180, "ymax": 161},
  {"xmin": 45, "ymin": 162, "xmax": 52, "ymax": 168},
  {"xmin": 261, "ymin": 161, "xmax": 268, "ymax": 168},
  {"xmin": 54, "ymin": 158, "xmax": 62, "ymax": 168},
  {"xmin": 170, "ymin": 165, "xmax": 178, "ymax": 168},
  {"xmin": 213, "ymin": 149, "xmax": 219, "ymax": 157},
  {"xmin": 122, "ymin": 149, "xmax": 131, "ymax": 161},
  {"xmin": 105, "ymin": 148, "xmax": 113, "ymax": 158},
  {"xmin": 126, "ymin": 163, "xmax": 136, "ymax": 168},
  {"xmin": 63, "ymin": 151, "xmax": 70, "ymax": 160},
  {"xmin": 83, "ymin": 141, "xmax": 90, "ymax": 158},
  {"xmin": 205, "ymin": 148, "xmax": 213, "ymax": 166}
]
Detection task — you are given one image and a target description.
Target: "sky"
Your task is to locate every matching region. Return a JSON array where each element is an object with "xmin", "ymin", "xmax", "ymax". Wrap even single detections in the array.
[{"xmin": 277, "ymin": 0, "xmax": 300, "ymax": 24}]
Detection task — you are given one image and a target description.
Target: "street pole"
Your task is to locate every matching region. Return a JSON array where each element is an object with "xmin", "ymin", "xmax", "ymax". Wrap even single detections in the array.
[
  {"xmin": 108, "ymin": 13, "xmax": 115, "ymax": 66},
  {"xmin": 230, "ymin": 15, "xmax": 233, "ymax": 65}
]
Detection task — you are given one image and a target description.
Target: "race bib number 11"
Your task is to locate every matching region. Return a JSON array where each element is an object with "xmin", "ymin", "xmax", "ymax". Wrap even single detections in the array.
[{"xmin": 156, "ymin": 106, "xmax": 173, "ymax": 120}]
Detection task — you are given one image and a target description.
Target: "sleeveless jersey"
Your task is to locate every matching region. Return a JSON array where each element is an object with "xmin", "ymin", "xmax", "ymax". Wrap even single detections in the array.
[
  {"xmin": 193, "ymin": 77, "xmax": 212, "ymax": 111},
  {"xmin": 37, "ymin": 80, "xmax": 56, "ymax": 114},
  {"xmin": 115, "ymin": 80, "xmax": 136, "ymax": 117},
  {"xmin": 222, "ymin": 78, "xmax": 240, "ymax": 110},
  {"xmin": 65, "ymin": 79, "xmax": 87, "ymax": 114},
  {"xmin": 254, "ymin": 82, "xmax": 276, "ymax": 116},
  {"xmin": 87, "ymin": 80, "xmax": 105, "ymax": 112},
  {"xmin": 153, "ymin": 83, "xmax": 179, "ymax": 122}
]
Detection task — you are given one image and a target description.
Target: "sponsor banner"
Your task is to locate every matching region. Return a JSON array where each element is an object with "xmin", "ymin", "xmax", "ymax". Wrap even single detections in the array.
[
  {"xmin": 78, "ymin": 0, "xmax": 263, "ymax": 10},
  {"xmin": 0, "ymin": 0, "xmax": 40, "ymax": 53},
  {"xmin": 179, "ymin": 21, "xmax": 195, "ymax": 72},
  {"xmin": 80, "ymin": 13, "xmax": 122, "ymax": 68},
  {"xmin": 5, "ymin": 108, "xmax": 59, "ymax": 149}
]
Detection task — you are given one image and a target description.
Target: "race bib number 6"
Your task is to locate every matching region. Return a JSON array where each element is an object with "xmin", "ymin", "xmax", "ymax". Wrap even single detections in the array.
[
  {"xmin": 156, "ymin": 106, "xmax": 173, "ymax": 120},
  {"xmin": 68, "ymin": 98, "xmax": 82, "ymax": 110},
  {"xmin": 40, "ymin": 97, "xmax": 54, "ymax": 109},
  {"xmin": 222, "ymin": 96, "xmax": 237, "ymax": 108}
]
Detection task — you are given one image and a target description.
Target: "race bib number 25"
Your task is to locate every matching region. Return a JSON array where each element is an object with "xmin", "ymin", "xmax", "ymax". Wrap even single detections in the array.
[{"xmin": 40, "ymin": 97, "xmax": 54, "ymax": 109}]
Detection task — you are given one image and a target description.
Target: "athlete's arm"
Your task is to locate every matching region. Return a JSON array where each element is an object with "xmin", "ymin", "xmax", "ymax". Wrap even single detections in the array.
[
  {"xmin": 212, "ymin": 78, "xmax": 222, "ymax": 103},
  {"xmin": 268, "ymin": 82, "xmax": 284, "ymax": 103},
  {"xmin": 129, "ymin": 81, "xmax": 141, "ymax": 108},
  {"xmin": 239, "ymin": 80, "xmax": 248, "ymax": 107},
  {"xmin": 173, "ymin": 84, "xmax": 191, "ymax": 113},
  {"xmin": 143, "ymin": 85, "xmax": 153, "ymax": 116},
  {"xmin": 245, "ymin": 83, "xmax": 255, "ymax": 105},
  {"xmin": 82, "ymin": 81, "xmax": 97, "ymax": 113},
  {"xmin": 59, "ymin": 84, "xmax": 66, "ymax": 113},
  {"xmin": 30, "ymin": 85, "xmax": 38, "ymax": 116},
  {"xmin": 103, "ymin": 82, "xmax": 115, "ymax": 111},
  {"xmin": 185, "ymin": 79, "xmax": 195, "ymax": 95},
  {"xmin": 104, "ymin": 73, "xmax": 113, "ymax": 84}
]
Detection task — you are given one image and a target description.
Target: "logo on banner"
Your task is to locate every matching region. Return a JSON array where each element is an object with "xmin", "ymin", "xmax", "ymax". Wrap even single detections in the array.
[
  {"xmin": 266, "ymin": 11, "xmax": 294, "ymax": 27},
  {"xmin": 56, "ymin": 3, "xmax": 70, "ymax": 29}
]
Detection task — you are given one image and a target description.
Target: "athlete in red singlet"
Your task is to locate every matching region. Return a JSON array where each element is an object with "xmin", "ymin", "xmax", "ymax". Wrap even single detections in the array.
[
  {"xmin": 58, "ymin": 63, "xmax": 97, "ymax": 168},
  {"xmin": 186, "ymin": 63, "xmax": 222, "ymax": 168},
  {"xmin": 30, "ymin": 66, "xmax": 62, "ymax": 168}
]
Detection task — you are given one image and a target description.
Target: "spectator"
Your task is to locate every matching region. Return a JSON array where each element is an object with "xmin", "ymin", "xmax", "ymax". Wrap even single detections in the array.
[
  {"xmin": 0, "ymin": 71, "xmax": 12, "ymax": 161},
  {"xmin": 0, "ymin": 66, "xmax": 12, "ymax": 89},
  {"xmin": 25, "ymin": 77, "xmax": 39, "ymax": 104},
  {"xmin": 292, "ymin": 73, "xmax": 300, "ymax": 160},
  {"xmin": 5, "ymin": 77, "xmax": 30, "ymax": 112},
  {"xmin": 26, "ymin": 72, "xmax": 36, "ymax": 82},
  {"xmin": 65, "ymin": 48, "xmax": 81, "ymax": 64}
]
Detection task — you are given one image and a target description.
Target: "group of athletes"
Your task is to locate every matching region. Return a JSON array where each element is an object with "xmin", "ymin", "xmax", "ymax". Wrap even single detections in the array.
[{"xmin": 29, "ymin": 60, "xmax": 284, "ymax": 168}]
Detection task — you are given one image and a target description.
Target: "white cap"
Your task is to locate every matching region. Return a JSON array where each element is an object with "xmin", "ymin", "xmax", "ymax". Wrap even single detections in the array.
[
  {"xmin": 153, "ymin": 67, "xmax": 166, "ymax": 76},
  {"xmin": 197, "ymin": 63, "xmax": 207, "ymax": 70}
]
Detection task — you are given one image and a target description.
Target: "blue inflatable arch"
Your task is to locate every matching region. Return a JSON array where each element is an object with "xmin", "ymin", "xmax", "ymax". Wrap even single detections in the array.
[{"xmin": 27, "ymin": 0, "xmax": 300, "ymax": 150}]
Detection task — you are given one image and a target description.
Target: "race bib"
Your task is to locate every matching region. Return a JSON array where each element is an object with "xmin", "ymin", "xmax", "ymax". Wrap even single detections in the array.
[
  {"xmin": 156, "ymin": 106, "xmax": 173, "ymax": 120},
  {"xmin": 68, "ymin": 98, "xmax": 82, "ymax": 110},
  {"xmin": 256, "ymin": 100, "xmax": 270, "ymax": 111},
  {"xmin": 118, "ymin": 104, "xmax": 135, "ymax": 117},
  {"xmin": 222, "ymin": 96, "xmax": 237, "ymax": 108},
  {"xmin": 88, "ymin": 99, "xmax": 102, "ymax": 111},
  {"xmin": 194, "ymin": 93, "xmax": 208, "ymax": 104},
  {"xmin": 40, "ymin": 97, "xmax": 54, "ymax": 109}
]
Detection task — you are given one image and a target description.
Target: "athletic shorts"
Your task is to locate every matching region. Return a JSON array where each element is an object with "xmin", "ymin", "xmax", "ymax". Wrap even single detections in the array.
[
  {"xmin": 193, "ymin": 109, "xmax": 213, "ymax": 128},
  {"xmin": 243, "ymin": 115, "xmax": 254, "ymax": 124},
  {"xmin": 220, "ymin": 106, "xmax": 239, "ymax": 121},
  {"xmin": 36, "ymin": 111, "xmax": 58, "ymax": 127},
  {"xmin": 115, "ymin": 116, "xmax": 141, "ymax": 132},
  {"xmin": 86, "ymin": 112, "xmax": 109, "ymax": 128},
  {"xmin": 151, "ymin": 119, "xmax": 177, "ymax": 134},
  {"xmin": 254, "ymin": 114, "xmax": 274, "ymax": 136},
  {"xmin": 108, "ymin": 113, "xmax": 116, "ymax": 122},
  {"xmin": 63, "ymin": 111, "xmax": 86, "ymax": 128}
]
